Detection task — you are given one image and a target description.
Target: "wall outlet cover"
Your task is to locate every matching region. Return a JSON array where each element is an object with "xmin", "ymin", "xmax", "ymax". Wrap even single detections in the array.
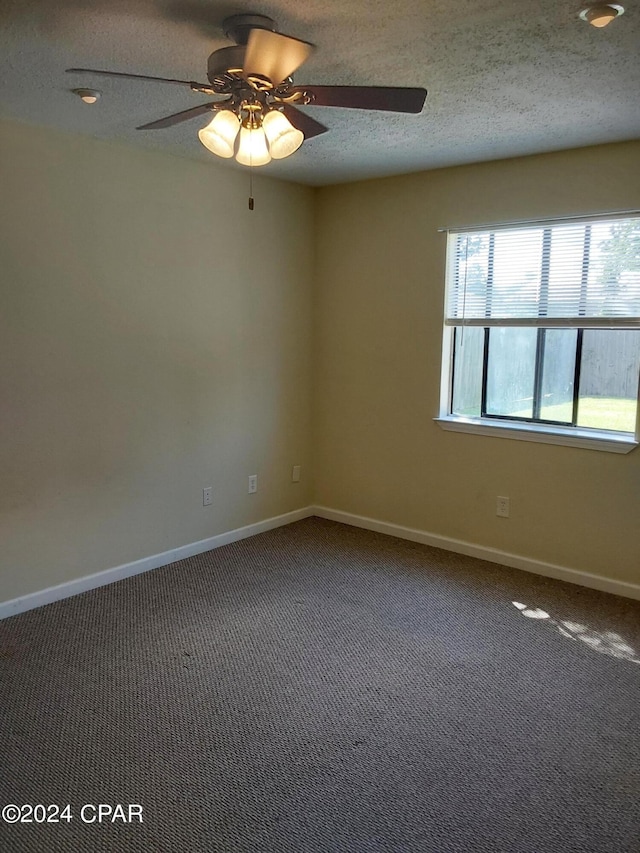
[{"xmin": 496, "ymin": 496, "xmax": 510, "ymax": 518}]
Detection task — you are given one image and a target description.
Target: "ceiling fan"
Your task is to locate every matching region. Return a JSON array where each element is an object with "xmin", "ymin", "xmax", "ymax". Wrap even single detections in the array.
[{"xmin": 67, "ymin": 14, "xmax": 428, "ymax": 168}]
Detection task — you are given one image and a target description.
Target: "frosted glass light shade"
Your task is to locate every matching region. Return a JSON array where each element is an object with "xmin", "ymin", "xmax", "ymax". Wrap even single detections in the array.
[
  {"xmin": 198, "ymin": 110, "xmax": 240, "ymax": 158},
  {"xmin": 262, "ymin": 110, "xmax": 304, "ymax": 159},
  {"xmin": 236, "ymin": 125, "xmax": 271, "ymax": 166}
]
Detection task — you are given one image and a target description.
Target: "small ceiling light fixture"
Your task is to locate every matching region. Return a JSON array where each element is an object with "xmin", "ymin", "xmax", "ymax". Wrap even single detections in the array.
[
  {"xmin": 73, "ymin": 88, "xmax": 101, "ymax": 104},
  {"xmin": 579, "ymin": 4, "xmax": 625, "ymax": 27}
]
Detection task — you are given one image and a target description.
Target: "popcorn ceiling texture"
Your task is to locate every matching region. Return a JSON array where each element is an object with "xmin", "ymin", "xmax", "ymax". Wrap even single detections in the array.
[
  {"xmin": 1, "ymin": 518, "xmax": 639, "ymax": 852},
  {"xmin": 0, "ymin": 0, "xmax": 638, "ymax": 185}
]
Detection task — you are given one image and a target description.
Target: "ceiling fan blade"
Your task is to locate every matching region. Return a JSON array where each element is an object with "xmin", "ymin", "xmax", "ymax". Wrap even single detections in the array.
[
  {"xmin": 291, "ymin": 85, "xmax": 427, "ymax": 114},
  {"xmin": 281, "ymin": 105, "xmax": 328, "ymax": 140},
  {"xmin": 136, "ymin": 102, "xmax": 216, "ymax": 130},
  {"xmin": 243, "ymin": 29, "xmax": 315, "ymax": 86},
  {"xmin": 66, "ymin": 68, "xmax": 210, "ymax": 89}
]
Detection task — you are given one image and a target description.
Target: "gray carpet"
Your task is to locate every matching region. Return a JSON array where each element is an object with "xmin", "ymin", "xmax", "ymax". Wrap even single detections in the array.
[{"xmin": 1, "ymin": 517, "xmax": 639, "ymax": 853}]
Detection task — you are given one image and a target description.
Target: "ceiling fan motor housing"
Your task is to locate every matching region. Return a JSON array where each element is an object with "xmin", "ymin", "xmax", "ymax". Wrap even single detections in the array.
[
  {"xmin": 207, "ymin": 45, "xmax": 246, "ymax": 83},
  {"xmin": 208, "ymin": 15, "xmax": 280, "ymax": 85},
  {"xmin": 222, "ymin": 14, "xmax": 276, "ymax": 45}
]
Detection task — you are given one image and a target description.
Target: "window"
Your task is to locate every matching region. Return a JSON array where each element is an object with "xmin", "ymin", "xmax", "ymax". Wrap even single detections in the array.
[{"xmin": 438, "ymin": 214, "xmax": 640, "ymax": 452}]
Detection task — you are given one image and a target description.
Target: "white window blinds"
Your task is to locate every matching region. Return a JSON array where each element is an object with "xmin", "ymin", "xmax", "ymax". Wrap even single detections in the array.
[{"xmin": 445, "ymin": 215, "xmax": 640, "ymax": 328}]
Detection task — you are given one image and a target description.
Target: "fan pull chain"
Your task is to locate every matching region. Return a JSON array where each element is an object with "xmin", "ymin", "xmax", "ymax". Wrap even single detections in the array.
[{"xmin": 248, "ymin": 143, "xmax": 255, "ymax": 210}]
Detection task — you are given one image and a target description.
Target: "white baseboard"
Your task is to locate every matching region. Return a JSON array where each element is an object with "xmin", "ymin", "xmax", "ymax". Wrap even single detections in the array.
[
  {"xmin": 3, "ymin": 503, "xmax": 637, "ymax": 619},
  {"xmin": 0, "ymin": 507, "xmax": 314, "ymax": 620},
  {"xmin": 312, "ymin": 506, "xmax": 640, "ymax": 601}
]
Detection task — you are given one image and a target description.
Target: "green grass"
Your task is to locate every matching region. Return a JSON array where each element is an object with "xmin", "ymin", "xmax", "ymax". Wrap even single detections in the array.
[
  {"xmin": 453, "ymin": 396, "xmax": 637, "ymax": 432},
  {"xmin": 511, "ymin": 397, "xmax": 637, "ymax": 433},
  {"xmin": 579, "ymin": 397, "xmax": 636, "ymax": 432}
]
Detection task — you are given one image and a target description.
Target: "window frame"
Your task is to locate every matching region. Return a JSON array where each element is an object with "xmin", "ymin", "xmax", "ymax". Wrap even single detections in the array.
[
  {"xmin": 436, "ymin": 214, "xmax": 640, "ymax": 454},
  {"xmin": 456, "ymin": 326, "xmax": 584, "ymax": 427}
]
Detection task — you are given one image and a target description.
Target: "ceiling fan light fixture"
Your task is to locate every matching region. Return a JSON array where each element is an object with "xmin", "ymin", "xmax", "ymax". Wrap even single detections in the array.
[
  {"xmin": 262, "ymin": 110, "xmax": 304, "ymax": 159},
  {"xmin": 235, "ymin": 124, "xmax": 271, "ymax": 166},
  {"xmin": 67, "ymin": 13, "xmax": 427, "ymax": 175},
  {"xmin": 579, "ymin": 4, "xmax": 624, "ymax": 27},
  {"xmin": 198, "ymin": 109, "xmax": 240, "ymax": 158}
]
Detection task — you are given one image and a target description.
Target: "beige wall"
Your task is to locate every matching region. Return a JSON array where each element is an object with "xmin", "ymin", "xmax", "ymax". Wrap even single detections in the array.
[
  {"xmin": 2, "ymin": 124, "xmax": 639, "ymax": 605},
  {"xmin": 1, "ymin": 119, "xmax": 315, "ymax": 601},
  {"xmin": 314, "ymin": 142, "xmax": 640, "ymax": 586}
]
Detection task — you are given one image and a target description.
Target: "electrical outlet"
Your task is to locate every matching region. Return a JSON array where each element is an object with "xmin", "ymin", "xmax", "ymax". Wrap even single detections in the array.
[
  {"xmin": 496, "ymin": 496, "xmax": 510, "ymax": 518},
  {"xmin": 292, "ymin": 465, "xmax": 301, "ymax": 483},
  {"xmin": 248, "ymin": 474, "xmax": 257, "ymax": 494},
  {"xmin": 203, "ymin": 486, "xmax": 213, "ymax": 506}
]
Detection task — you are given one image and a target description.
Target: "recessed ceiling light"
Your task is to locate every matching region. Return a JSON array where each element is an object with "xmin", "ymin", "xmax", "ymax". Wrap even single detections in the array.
[
  {"xmin": 579, "ymin": 4, "xmax": 625, "ymax": 27},
  {"xmin": 72, "ymin": 88, "xmax": 101, "ymax": 104}
]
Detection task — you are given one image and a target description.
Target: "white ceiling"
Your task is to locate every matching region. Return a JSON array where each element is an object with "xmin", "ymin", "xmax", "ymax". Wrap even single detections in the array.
[{"xmin": 1, "ymin": 0, "xmax": 639, "ymax": 186}]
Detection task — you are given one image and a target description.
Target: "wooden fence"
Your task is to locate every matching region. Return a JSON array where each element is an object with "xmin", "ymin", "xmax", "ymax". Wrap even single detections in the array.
[{"xmin": 581, "ymin": 330, "xmax": 639, "ymax": 399}]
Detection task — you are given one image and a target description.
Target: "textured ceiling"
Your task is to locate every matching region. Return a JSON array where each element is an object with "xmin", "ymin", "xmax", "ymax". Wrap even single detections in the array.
[{"xmin": 1, "ymin": 0, "xmax": 639, "ymax": 185}]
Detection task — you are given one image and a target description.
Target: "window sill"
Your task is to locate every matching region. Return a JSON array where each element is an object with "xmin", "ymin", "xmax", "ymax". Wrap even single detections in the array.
[{"xmin": 434, "ymin": 416, "xmax": 638, "ymax": 454}]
